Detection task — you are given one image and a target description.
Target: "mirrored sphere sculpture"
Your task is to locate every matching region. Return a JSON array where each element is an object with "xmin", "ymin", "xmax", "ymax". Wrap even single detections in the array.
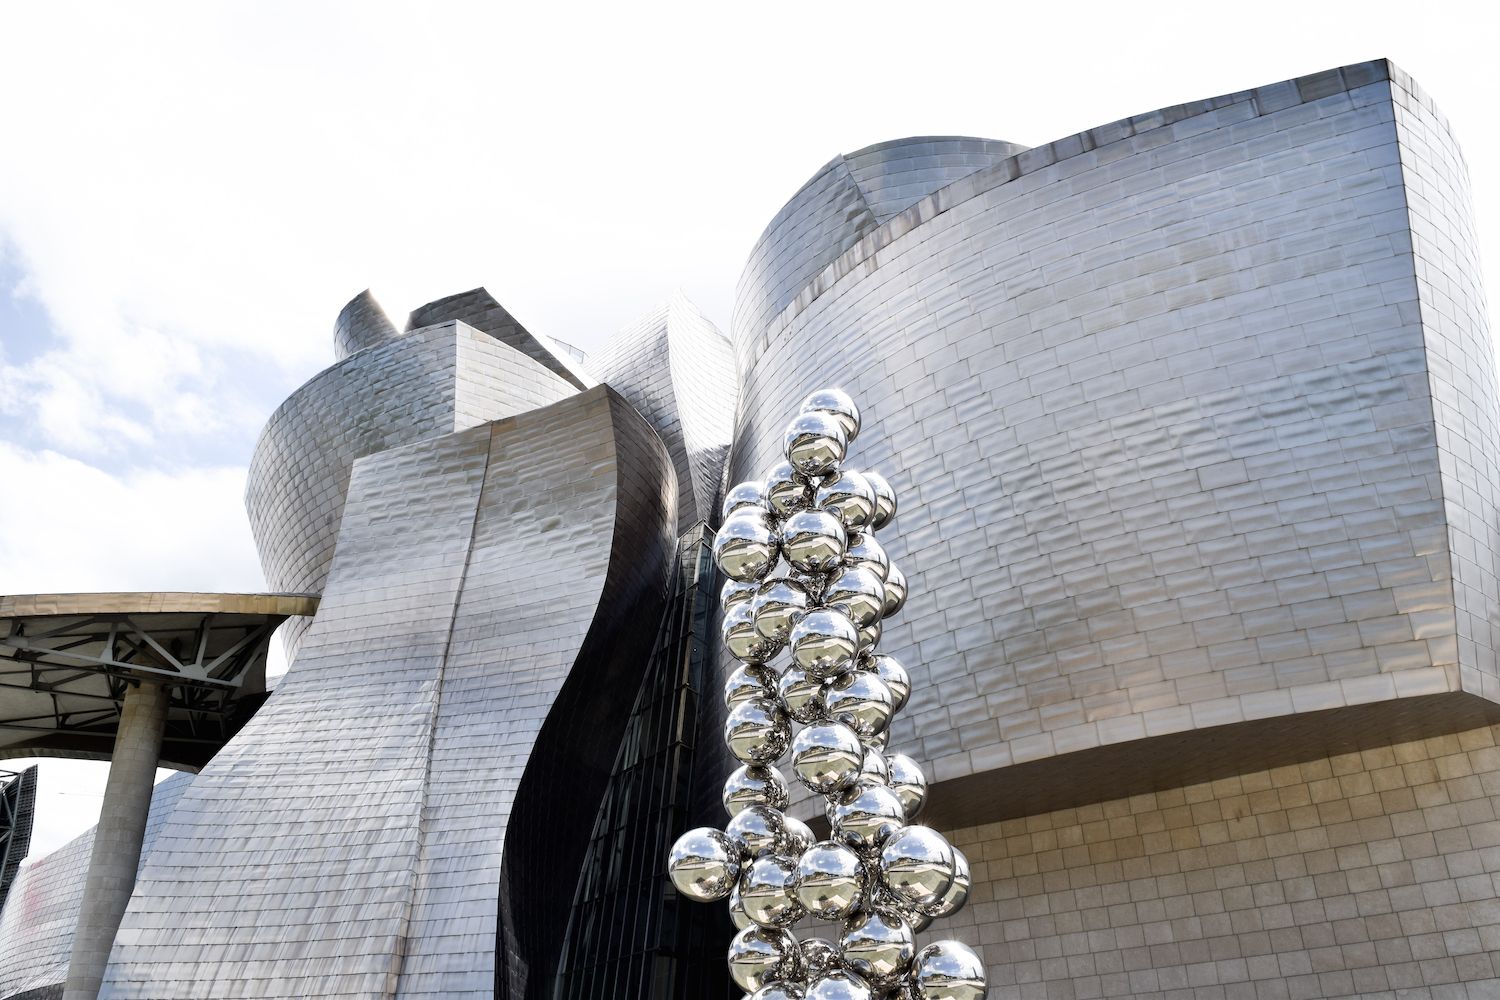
[
  {"xmin": 911, "ymin": 941, "xmax": 986, "ymax": 1000},
  {"xmin": 668, "ymin": 388, "xmax": 985, "ymax": 1000},
  {"xmin": 667, "ymin": 827, "xmax": 741, "ymax": 902},
  {"xmin": 715, "ymin": 510, "xmax": 780, "ymax": 582}
]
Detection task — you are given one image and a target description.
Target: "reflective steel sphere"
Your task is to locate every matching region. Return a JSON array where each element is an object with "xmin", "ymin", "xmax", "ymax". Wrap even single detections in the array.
[
  {"xmin": 909, "ymin": 909, "xmax": 934, "ymax": 934},
  {"xmin": 815, "ymin": 469, "xmax": 877, "ymax": 530},
  {"xmin": 729, "ymin": 881, "xmax": 754, "ymax": 930},
  {"xmin": 864, "ymin": 471, "xmax": 897, "ymax": 530},
  {"xmin": 840, "ymin": 907, "xmax": 915, "ymax": 988},
  {"xmin": 724, "ymin": 601, "xmax": 783, "ymax": 663},
  {"xmin": 806, "ymin": 969, "xmax": 874, "ymax": 1000},
  {"xmin": 667, "ymin": 827, "xmax": 740, "ymax": 901},
  {"xmin": 726, "ymin": 804, "xmax": 791, "ymax": 859},
  {"xmin": 780, "ymin": 815, "xmax": 815, "ymax": 857},
  {"xmin": 800, "ymin": 936, "xmax": 841, "ymax": 978},
  {"xmin": 864, "ymin": 728, "xmax": 890, "ymax": 751},
  {"xmin": 911, "ymin": 941, "xmax": 986, "ymax": 1000},
  {"xmin": 793, "ymin": 569, "xmax": 830, "ymax": 603},
  {"xmin": 881, "ymin": 565, "xmax": 908, "ymax": 618},
  {"xmin": 879, "ymin": 826, "xmax": 955, "ymax": 909},
  {"xmin": 715, "ymin": 511, "xmax": 780, "ymax": 582},
  {"xmin": 800, "ymin": 387, "xmax": 861, "ymax": 441},
  {"xmin": 725, "ymin": 697, "xmax": 791, "ymax": 765},
  {"xmin": 723, "ymin": 578, "xmax": 760, "ymax": 613},
  {"xmin": 765, "ymin": 460, "xmax": 814, "ymax": 517},
  {"xmin": 728, "ymin": 925, "xmax": 802, "ymax": 992},
  {"xmin": 777, "ymin": 666, "xmax": 828, "ymax": 724},
  {"xmin": 921, "ymin": 845, "xmax": 970, "ymax": 918},
  {"xmin": 781, "ymin": 510, "xmax": 848, "ymax": 574},
  {"xmin": 725, "ymin": 663, "xmax": 778, "ymax": 708},
  {"xmin": 750, "ymin": 983, "xmax": 807, "ymax": 1000},
  {"xmin": 864, "ymin": 654, "xmax": 911, "ymax": 711},
  {"xmin": 723, "ymin": 764, "xmax": 791, "ymax": 814},
  {"xmin": 830, "ymin": 780, "xmax": 906, "ymax": 853},
  {"xmin": 784, "ymin": 411, "xmax": 849, "ymax": 477},
  {"xmin": 724, "ymin": 479, "xmax": 770, "ymax": 520},
  {"xmin": 740, "ymin": 854, "xmax": 805, "ymax": 928},
  {"xmin": 824, "ymin": 671, "xmax": 894, "ymax": 738},
  {"xmin": 858, "ymin": 747, "xmax": 891, "ymax": 784},
  {"xmin": 753, "ymin": 577, "xmax": 812, "ymax": 643},
  {"xmin": 821, "ymin": 565, "xmax": 886, "ymax": 628},
  {"xmin": 791, "ymin": 722, "xmax": 865, "ymax": 795},
  {"xmin": 856, "ymin": 621, "xmax": 881, "ymax": 655},
  {"xmin": 885, "ymin": 754, "xmax": 928, "ymax": 818},
  {"xmin": 843, "ymin": 532, "xmax": 889, "ymax": 581},
  {"xmin": 790, "ymin": 608, "xmax": 858, "ymax": 679},
  {"xmin": 794, "ymin": 840, "xmax": 865, "ymax": 919}
]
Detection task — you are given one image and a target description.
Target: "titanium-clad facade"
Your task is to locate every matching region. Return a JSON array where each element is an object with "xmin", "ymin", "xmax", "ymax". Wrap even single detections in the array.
[{"xmin": 0, "ymin": 56, "xmax": 1496, "ymax": 1000}]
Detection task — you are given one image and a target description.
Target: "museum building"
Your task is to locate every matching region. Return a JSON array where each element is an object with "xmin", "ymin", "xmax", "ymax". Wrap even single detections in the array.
[{"xmin": 2, "ymin": 58, "xmax": 1499, "ymax": 999}]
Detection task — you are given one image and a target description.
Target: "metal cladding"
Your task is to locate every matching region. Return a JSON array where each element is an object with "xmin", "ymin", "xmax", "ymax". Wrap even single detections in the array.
[
  {"xmin": 332, "ymin": 288, "xmax": 400, "ymax": 361},
  {"xmin": 2, "ymin": 56, "xmax": 1498, "ymax": 1000},
  {"xmin": 725, "ymin": 59, "xmax": 1500, "ymax": 812},
  {"xmin": 100, "ymin": 387, "xmax": 675, "ymax": 998},
  {"xmin": 404, "ymin": 286, "xmax": 595, "ymax": 391},
  {"xmin": 590, "ymin": 295, "xmax": 738, "ymax": 531},
  {"xmin": 0, "ymin": 773, "xmax": 191, "ymax": 1000},
  {"xmin": 245, "ymin": 317, "xmax": 577, "ymax": 658}
]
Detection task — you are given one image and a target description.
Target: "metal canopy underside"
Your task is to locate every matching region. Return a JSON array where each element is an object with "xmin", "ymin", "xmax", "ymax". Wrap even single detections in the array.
[{"xmin": 0, "ymin": 593, "xmax": 318, "ymax": 770}]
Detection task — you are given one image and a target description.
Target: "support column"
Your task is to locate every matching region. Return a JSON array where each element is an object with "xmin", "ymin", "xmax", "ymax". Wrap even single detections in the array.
[{"xmin": 62, "ymin": 679, "xmax": 169, "ymax": 1000}]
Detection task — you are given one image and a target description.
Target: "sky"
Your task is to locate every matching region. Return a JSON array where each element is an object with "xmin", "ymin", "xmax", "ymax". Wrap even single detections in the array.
[{"xmin": 1, "ymin": 1, "xmax": 1498, "ymax": 859}]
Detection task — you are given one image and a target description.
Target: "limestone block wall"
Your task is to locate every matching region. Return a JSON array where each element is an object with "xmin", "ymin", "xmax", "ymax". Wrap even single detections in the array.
[
  {"xmin": 104, "ymin": 387, "xmax": 676, "ymax": 999},
  {"xmin": 0, "ymin": 774, "xmax": 191, "ymax": 1000},
  {"xmin": 933, "ymin": 721, "xmax": 1500, "ymax": 999},
  {"xmin": 245, "ymin": 319, "xmax": 576, "ymax": 657},
  {"xmin": 725, "ymin": 61, "xmax": 1493, "ymax": 809},
  {"xmin": 591, "ymin": 294, "xmax": 738, "ymax": 531}
]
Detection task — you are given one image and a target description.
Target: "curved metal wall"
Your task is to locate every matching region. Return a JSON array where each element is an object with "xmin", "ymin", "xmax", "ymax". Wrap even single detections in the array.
[
  {"xmin": 731, "ymin": 136, "xmax": 1027, "ymax": 372},
  {"xmin": 104, "ymin": 387, "xmax": 675, "ymax": 999},
  {"xmin": 0, "ymin": 774, "xmax": 191, "ymax": 1000},
  {"xmin": 591, "ymin": 295, "xmax": 738, "ymax": 532},
  {"xmin": 726, "ymin": 60, "xmax": 1498, "ymax": 818},
  {"xmin": 332, "ymin": 289, "xmax": 400, "ymax": 361},
  {"xmin": 245, "ymin": 320, "xmax": 576, "ymax": 658}
]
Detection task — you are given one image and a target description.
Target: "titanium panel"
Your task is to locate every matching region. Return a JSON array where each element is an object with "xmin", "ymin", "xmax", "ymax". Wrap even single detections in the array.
[
  {"xmin": 332, "ymin": 289, "xmax": 400, "ymax": 361},
  {"xmin": 0, "ymin": 773, "xmax": 191, "ymax": 1000},
  {"xmin": 591, "ymin": 295, "xmax": 738, "ymax": 531},
  {"xmin": 245, "ymin": 318, "xmax": 576, "ymax": 658},
  {"xmin": 105, "ymin": 387, "xmax": 675, "ymax": 999},
  {"xmin": 726, "ymin": 60, "xmax": 1495, "ymax": 805},
  {"xmin": 404, "ymin": 288, "xmax": 595, "ymax": 392},
  {"xmin": 732, "ymin": 136, "xmax": 1027, "ymax": 371}
]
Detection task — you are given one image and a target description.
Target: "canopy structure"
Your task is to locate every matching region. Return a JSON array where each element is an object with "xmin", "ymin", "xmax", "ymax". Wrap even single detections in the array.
[
  {"xmin": 0, "ymin": 592, "xmax": 318, "ymax": 1000},
  {"xmin": 0, "ymin": 592, "xmax": 318, "ymax": 770}
]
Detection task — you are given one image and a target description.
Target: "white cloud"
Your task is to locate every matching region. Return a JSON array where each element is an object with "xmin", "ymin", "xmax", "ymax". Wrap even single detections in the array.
[{"xmin": 0, "ymin": 444, "xmax": 269, "ymax": 858}]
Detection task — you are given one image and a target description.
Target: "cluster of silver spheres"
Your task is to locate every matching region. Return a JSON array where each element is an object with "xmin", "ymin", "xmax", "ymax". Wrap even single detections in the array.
[{"xmin": 668, "ymin": 388, "xmax": 986, "ymax": 1000}]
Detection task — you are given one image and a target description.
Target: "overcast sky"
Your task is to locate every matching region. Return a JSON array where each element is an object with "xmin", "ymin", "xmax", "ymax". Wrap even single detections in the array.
[{"xmin": 2, "ymin": 1, "xmax": 1498, "ymax": 859}]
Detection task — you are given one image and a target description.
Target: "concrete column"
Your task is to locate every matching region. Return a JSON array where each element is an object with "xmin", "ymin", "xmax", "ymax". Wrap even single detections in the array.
[{"xmin": 62, "ymin": 679, "xmax": 169, "ymax": 1000}]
